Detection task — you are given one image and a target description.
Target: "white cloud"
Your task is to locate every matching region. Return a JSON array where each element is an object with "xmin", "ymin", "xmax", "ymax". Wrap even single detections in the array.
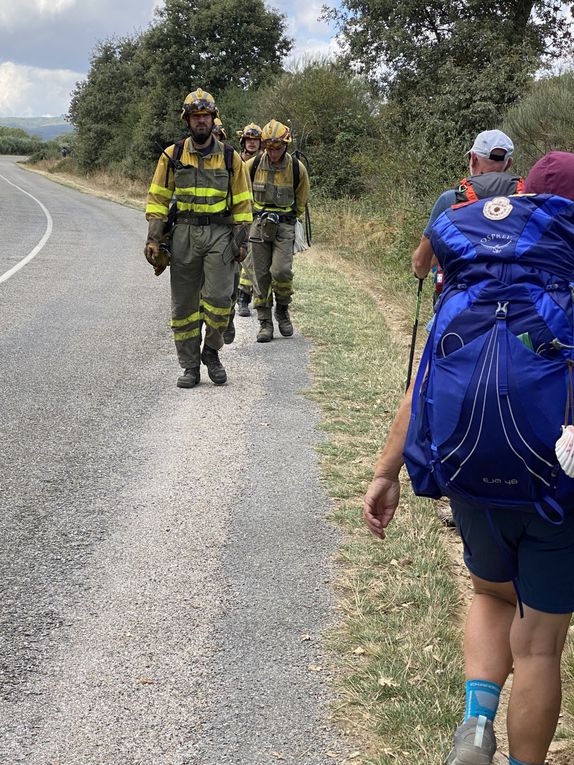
[
  {"xmin": 0, "ymin": 62, "xmax": 83, "ymax": 117},
  {"xmin": 0, "ymin": 0, "xmax": 76, "ymax": 27}
]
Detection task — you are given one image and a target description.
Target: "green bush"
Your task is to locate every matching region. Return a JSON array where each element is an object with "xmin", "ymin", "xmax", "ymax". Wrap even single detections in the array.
[{"xmin": 502, "ymin": 71, "xmax": 574, "ymax": 171}]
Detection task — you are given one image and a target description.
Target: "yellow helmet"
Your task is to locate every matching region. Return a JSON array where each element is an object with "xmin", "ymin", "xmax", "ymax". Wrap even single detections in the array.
[
  {"xmin": 237, "ymin": 122, "xmax": 262, "ymax": 144},
  {"xmin": 181, "ymin": 88, "xmax": 218, "ymax": 120},
  {"xmin": 213, "ymin": 117, "xmax": 227, "ymax": 140},
  {"xmin": 261, "ymin": 119, "xmax": 292, "ymax": 145}
]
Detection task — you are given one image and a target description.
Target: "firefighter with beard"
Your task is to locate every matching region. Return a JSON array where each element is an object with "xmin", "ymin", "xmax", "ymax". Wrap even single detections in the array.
[{"xmin": 144, "ymin": 89, "xmax": 252, "ymax": 388}]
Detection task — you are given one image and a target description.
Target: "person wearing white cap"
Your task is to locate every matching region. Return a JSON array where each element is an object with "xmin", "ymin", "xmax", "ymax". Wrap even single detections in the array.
[{"xmin": 412, "ymin": 129, "xmax": 523, "ymax": 282}]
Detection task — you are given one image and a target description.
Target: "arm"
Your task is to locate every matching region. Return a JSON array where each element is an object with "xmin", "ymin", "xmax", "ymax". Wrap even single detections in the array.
[
  {"xmin": 412, "ymin": 235, "xmax": 435, "ymax": 279},
  {"xmin": 363, "ymin": 385, "xmax": 413, "ymax": 539}
]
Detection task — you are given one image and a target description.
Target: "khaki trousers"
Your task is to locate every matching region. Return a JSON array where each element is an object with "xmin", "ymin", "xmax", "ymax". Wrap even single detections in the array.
[
  {"xmin": 170, "ymin": 222, "xmax": 236, "ymax": 368},
  {"xmin": 251, "ymin": 220, "xmax": 295, "ymax": 308}
]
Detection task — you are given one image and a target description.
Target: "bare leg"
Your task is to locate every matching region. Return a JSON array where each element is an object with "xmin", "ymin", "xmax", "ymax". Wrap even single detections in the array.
[
  {"xmin": 464, "ymin": 575, "xmax": 516, "ymax": 687},
  {"xmin": 507, "ymin": 606, "xmax": 571, "ymax": 764}
]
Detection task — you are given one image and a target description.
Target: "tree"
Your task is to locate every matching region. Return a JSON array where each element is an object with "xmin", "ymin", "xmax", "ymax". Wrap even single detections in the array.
[
  {"xmin": 68, "ymin": 37, "xmax": 142, "ymax": 170},
  {"xmin": 68, "ymin": 0, "xmax": 292, "ymax": 172},
  {"xmin": 255, "ymin": 57, "xmax": 380, "ymax": 197},
  {"xmin": 131, "ymin": 0, "xmax": 292, "ymax": 161},
  {"xmin": 503, "ymin": 71, "xmax": 574, "ymax": 169},
  {"xmin": 324, "ymin": 1, "xmax": 574, "ymax": 181}
]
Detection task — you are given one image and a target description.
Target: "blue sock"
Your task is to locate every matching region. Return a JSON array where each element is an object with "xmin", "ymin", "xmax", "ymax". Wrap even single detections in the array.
[
  {"xmin": 464, "ymin": 679, "xmax": 501, "ymax": 722},
  {"xmin": 509, "ymin": 758, "xmax": 542, "ymax": 765}
]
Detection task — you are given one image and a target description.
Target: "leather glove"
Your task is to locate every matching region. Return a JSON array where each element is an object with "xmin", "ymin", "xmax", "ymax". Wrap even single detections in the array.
[
  {"xmin": 144, "ymin": 239, "xmax": 160, "ymax": 266},
  {"xmin": 235, "ymin": 244, "xmax": 248, "ymax": 263},
  {"xmin": 144, "ymin": 239, "xmax": 171, "ymax": 276}
]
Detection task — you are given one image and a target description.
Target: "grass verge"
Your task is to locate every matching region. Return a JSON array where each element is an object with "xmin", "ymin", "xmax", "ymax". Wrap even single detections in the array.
[{"xmin": 294, "ymin": 249, "xmax": 463, "ymax": 765}]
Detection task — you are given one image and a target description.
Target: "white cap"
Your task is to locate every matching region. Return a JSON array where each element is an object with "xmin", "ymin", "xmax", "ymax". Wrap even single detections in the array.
[{"xmin": 467, "ymin": 129, "xmax": 514, "ymax": 160}]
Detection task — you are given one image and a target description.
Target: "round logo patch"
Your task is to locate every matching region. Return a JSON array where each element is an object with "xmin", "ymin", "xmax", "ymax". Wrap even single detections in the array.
[{"xmin": 483, "ymin": 197, "xmax": 513, "ymax": 221}]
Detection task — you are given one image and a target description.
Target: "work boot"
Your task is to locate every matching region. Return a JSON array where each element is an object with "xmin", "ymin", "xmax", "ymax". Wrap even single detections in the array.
[
  {"xmin": 200, "ymin": 345, "xmax": 227, "ymax": 385},
  {"xmin": 222, "ymin": 317, "xmax": 236, "ymax": 345},
  {"xmin": 256, "ymin": 308, "xmax": 273, "ymax": 343},
  {"xmin": 237, "ymin": 290, "xmax": 251, "ymax": 317},
  {"xmin": 274, "ymin": 303, "xmax": 293, "ymax": 337},
  {"xmin": 445, "ymin": 716, "xmax": 497, "ymax": 765},
  {"xmin": 177, "ymin": 367, "xmax": 200, "ymax": 389}
]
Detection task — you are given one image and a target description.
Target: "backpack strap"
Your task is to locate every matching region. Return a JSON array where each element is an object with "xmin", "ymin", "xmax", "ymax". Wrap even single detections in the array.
[
  {"xmin": 250, "ymin": 153, "xmax": 262, "ymax": 183},
  {"xmin": 221, "ymin": 142, "xmax": 235, "ymax": 212},
  {"xmin": 292, "ymin": 155, "xmax": 300, "ymax": 192}
]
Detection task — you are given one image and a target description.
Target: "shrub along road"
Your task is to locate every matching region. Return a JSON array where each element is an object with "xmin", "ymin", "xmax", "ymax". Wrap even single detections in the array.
[{"xmin": 0, "ymin": 156, "xmax": 350, "ymax": 764}]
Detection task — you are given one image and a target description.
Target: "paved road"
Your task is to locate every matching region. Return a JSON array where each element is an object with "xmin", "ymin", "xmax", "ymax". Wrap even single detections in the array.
[{"xmin": 0, "ymin": 157, "xmax": 345, "ymax": 764}]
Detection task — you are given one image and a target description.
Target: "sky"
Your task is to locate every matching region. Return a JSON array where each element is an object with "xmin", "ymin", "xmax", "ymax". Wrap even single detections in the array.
[{"xmin": 0, "ymin": 0, "xmax": 340, "ymax": 118}]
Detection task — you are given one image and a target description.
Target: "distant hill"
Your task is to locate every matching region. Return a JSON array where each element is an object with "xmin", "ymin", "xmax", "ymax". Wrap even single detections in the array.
[{"xmin": 0, "ymin": 117, "xmax": 74, "ymax": 141}]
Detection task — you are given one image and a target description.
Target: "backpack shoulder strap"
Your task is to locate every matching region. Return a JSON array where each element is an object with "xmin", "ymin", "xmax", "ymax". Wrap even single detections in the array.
[
  {"xmin": 292, "ymin": 155, "xmax": 300, "ymax": 192},
  {"xmin": 250, "ymin": 153, "xmax": 262, "ymax": 183},
  {"xmin": 223, "ymin": 142, "xmax": 235, "ymax": 174},
  {"xmin": 173, "ymin": 138, "xmax": 186, "ymax": 163}
]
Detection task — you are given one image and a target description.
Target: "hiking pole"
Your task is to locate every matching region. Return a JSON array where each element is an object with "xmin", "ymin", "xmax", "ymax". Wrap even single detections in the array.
[{"xmin": 405, "ymin": 278, "xmax": 424, "ymax": 391}]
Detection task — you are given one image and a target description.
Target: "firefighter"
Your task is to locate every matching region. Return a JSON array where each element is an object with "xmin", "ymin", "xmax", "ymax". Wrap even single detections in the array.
[
  {"xmin": 246, "ymin": 119, "xmax": 310, "ymax": 343},
  {"xmin": 238, "ymin": 122, "xmax": 262, "ymax": 163},
  {"xmin": 212, "ymin": 117, "xmax": 227, "ymax": 141},
  {"xmin": 144, "ymin": 89, "xmax": 253, "ymax": 388},
  {"xmin": 235, "ymin": 123, "xmax": 263, "ymax": 317}
]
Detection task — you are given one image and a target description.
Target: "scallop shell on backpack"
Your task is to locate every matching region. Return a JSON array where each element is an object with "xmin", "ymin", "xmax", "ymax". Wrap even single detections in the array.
[{"xmin": 555, "ymin": 425, "xmax": 574, "ymax": 477}]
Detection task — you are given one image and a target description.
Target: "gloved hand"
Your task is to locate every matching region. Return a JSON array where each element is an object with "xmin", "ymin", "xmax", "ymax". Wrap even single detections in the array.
[
  {"xmin": 144, "ymin": 239, "xmax": 160, "ymax": 266},
  {"xmin": 235, "ymin": 244, "xmax": 248, "ymax": 263},
  {"xmin": 144, "ymin": 239, "xmax": 170, "ymax": 276}
]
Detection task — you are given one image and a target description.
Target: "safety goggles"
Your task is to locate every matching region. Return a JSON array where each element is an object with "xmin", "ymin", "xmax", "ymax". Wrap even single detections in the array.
[
  {"xmin": 264, "ymin": 140, "xmax": 285, "ymax": 150},
  {"xmin": 184, "ymin": 99, "xmax": 216, "ymax": 115}
]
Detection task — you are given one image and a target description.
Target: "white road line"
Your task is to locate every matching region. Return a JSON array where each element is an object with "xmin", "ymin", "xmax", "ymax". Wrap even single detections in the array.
[{"xmin": 0, "ymin": 173, "xmax": 53, "ymax": 284}]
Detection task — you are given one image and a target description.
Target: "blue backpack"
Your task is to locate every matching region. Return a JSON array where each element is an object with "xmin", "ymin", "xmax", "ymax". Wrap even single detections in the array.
[{"xmin": 404, "ymin": 193, "xmax": 574, "ymax": 520}]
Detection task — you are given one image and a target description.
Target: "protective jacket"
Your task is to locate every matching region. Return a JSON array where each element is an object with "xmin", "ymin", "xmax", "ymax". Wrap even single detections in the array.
[
  {"xmin": 146, "ymin": 137, "xmax": 253, "ymax": 225},
  {"xmin": 246, "ymin": 152, "xmax": 309, "ymax": 220}
]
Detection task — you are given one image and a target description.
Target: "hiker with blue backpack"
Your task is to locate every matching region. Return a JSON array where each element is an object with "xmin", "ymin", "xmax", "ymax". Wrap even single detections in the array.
[{"xmin": 364, "ymin": 151, "xmax": 574, "ymax": 765}]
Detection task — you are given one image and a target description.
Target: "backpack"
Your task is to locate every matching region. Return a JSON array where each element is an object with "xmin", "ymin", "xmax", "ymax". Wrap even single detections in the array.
[
  {"xmin": 433, "ymin": 174, "xmax": 524, "ymax": 299},
  {"xmin": 454, "ymin": 172, "xmax": 524, "ymax": 205},
  {"xmin": 404, "ymin": 193, "xmax": 574, "ymax": 519}
]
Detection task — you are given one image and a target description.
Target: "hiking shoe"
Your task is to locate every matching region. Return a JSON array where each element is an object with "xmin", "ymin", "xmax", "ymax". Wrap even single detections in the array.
[
  {"xmin": 177, "ymin": 367, "xmax": 200, "ymax": 389},
  {"xmin": 274, "ymin": 303, "xmax": 293, "ymax": 337},
  {"xmin": 445, "ymin": 716, "xmax": 496, "ymax": 765},
  {"xmin": 222, "ymin": 318, "xmax": 236, "ymax": 345},
  {"xmin": 200, "ymin": 345, "xmax": 227, "ymax": 385},
  {"xmin": 237, "ymin": 291, "xmax": 251, "ymax": 317},
  {"xmin": 257, "ymin": 320, "xmax": 274, "ymax": 343}
]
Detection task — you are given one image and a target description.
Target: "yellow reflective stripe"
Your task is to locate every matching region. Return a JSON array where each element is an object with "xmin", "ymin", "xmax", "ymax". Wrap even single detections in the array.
[
  {"xmin": 232, "ymin": 190, "xmax": 253, "ymax": 204},
  {"xmin": 170, "ymin": 311, "xmax": 203, "ymax": 328},
  {"xmin": 239, "ymin": 276, "xmax": 252, "ymax": 286},
  {"xmin": 253, "ymin": 297, "xmax": 269, "ymax": 307},
  {"xmin": 201, "ymin": 300, "xmax": 231, "ymax": 316},
  {"xmin": 253, "ymin": 203, "xmax": 293, "ymax": 213},
  {"xmin": 173, "ymin": 328, "xmax": 201, "ymax": 341},
  {"xmin": 178, "ymin": 201, "xmax": 228, "ymax": 213},
  {"xmin": 204, "ymin": 317, "xmax": 230, "ymax": 330},
  {"xmin": 232, "ymin": 212, "xmax": 253, "ymax": 222},
  {"xmin": 175, "ymin": 186, "xmax": 227, "ymax": 198},
  {"xmin": 149, "ymin": 183, "xmax": 173, "ymax": 199},
  {"xmin": 145, "ymin": 203, "xmax": 169, "ymax": 215}
]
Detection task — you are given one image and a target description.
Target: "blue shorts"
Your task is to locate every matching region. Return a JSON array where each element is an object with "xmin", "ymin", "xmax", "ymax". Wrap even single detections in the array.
[{"xmin": 451, "ymin": 501, "xmax": 574, "ymax": 614}]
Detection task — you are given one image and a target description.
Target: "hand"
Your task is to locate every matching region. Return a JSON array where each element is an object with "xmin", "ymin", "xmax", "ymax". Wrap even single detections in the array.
[
  {"xmin": 144, "ymin": 240, "xmax": 160, "ymax": 266},
  {"xmin": 363, "ymin": 476, "xmax": 400, "ymax": 539},
  {"xmin": 234, "ymin": 244, "xmax": 247, "ymax": 263}
]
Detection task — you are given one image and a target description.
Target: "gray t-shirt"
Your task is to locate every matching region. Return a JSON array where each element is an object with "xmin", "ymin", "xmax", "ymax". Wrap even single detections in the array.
[{"xmin": 423, "ymin": 189, "xmax": 457, "ymax": 239}]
